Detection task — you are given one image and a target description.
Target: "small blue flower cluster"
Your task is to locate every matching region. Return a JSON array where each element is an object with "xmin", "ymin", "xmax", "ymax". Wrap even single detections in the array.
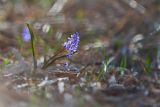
[
  {"xmin": 63, "ymin": 32, "xmax": 80, "ymax": 58},
  {"xmin": 22, "ymin": 26, "xmax": 31, "ymax": 42}
]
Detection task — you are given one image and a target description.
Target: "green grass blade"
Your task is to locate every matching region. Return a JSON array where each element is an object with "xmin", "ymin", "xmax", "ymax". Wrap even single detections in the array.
[
  {"xmin": 97, "ymin": 57, "xmax": 110, "ymax": 80},
  {"xmin": 27, "ymin": 23, "xmax": 37, "ymax": 69},
  {"xmin": 119, "ymin": 56, "xmax": 127, "ymax": 75},
  {"xmin": 97, "ymin": 65, "xmax": 106, "ymax": 80}
]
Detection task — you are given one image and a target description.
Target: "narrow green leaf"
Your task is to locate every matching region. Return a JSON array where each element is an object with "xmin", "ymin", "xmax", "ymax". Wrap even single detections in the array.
[
  {"xmin": 97, "ymin": 57, "xmax": 109, "ymax": 80},
  {"xmin": 27, "ymin": 23, "xmax": 37, "ymax": 69},
  {"xmin": 42, "ymin": 48, "xmax": 66, "ymax": 69},
  {"xmin": 120, "ymin": 56, "xmax": 127, "ymax": 75}
]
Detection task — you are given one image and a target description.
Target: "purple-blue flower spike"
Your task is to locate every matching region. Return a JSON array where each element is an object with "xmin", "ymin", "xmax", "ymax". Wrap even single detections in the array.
[
  {"xmin": 22, "ymin": 26, "xmax": 31, "ymax": 42},
  {"xmin": 63, "ymin": 32, "xmax": 80, "ymax": 58}
]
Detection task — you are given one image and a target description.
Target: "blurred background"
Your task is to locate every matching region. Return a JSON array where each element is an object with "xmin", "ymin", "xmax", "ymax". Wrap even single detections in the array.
[{"xmin": 0, "ymin": 0, "xmax": 159, "ymax": 49}]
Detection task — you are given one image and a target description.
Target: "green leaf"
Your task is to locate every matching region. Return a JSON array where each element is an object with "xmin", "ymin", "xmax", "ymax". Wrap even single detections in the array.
[{"xmin": 27, "ymin": 23, "xmax": 37, "ymax": 69}]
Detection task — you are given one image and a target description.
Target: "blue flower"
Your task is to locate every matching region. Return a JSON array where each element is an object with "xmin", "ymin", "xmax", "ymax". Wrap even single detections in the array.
[
  {"xmin": 63, "ymin": 32, "xmax": 80, "ymax": 58},
  {"xmin": 22, "ymin": 26, "xmax": 31, "ymax": 42}
]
